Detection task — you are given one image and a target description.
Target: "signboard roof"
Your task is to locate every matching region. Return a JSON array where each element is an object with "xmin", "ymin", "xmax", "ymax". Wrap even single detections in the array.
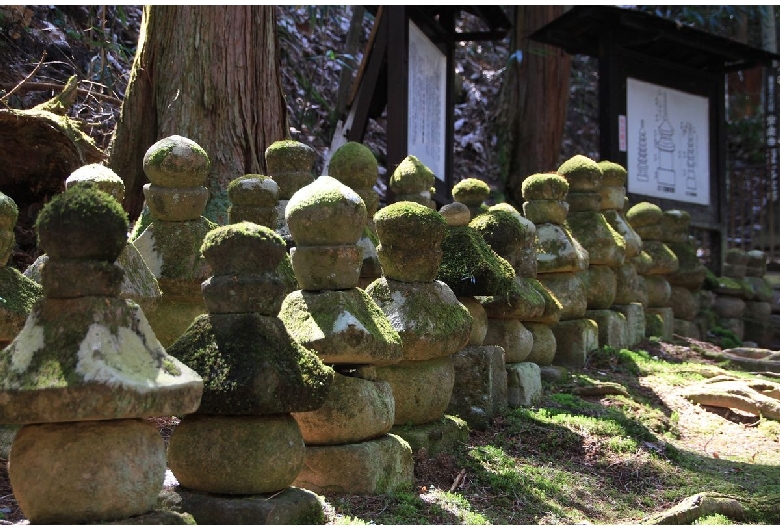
[{"xmin": 530, "ymin": 6, "xmax": 780, "ymax": 73}]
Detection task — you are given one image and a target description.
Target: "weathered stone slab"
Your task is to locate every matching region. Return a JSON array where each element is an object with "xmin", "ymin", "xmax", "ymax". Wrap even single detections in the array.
[
  {"xmin": 506, "ymin": 362, "xmax": 542, "ymax": 407},
  {"xmin": 292, "ymin": 371, "xmax": 394, "ymax": 445},
  {"xmin": 483, "ymin": 318, "xmax": 532, "ymax": 363},
  {"xmin": 538, "ymin": 272, "xmax": 587, "ymax": 320},
  {"xmin": 293, "ymin": 434, "xmax": 413, "ymax": 494},
  {"xmin": 645, "ymin": 307, "xmax": 674, "ymax": 341},
  {"xmin": 447, "ymin": 345, "xmax": 506, "ymax": 431},
  {"xmin": 613, "ymin": 302, "xmax": 646, "ymax": 347},
  {"xmin": 585, "ymin": 309, "xmax": 628, "ymax": 350},
  {"xmin": 550, "ymin": 318, "xmax": 598, "ymax": 369},
  {"xmin": 390, "ymin": 415, "xmax": 469, "ymax": 458},
  {"xmin": 376, "ymin": 357, "xmax": 455, "ymax": 426},
  {"xmin": 164, "ymin": 486, "xmax": 324, "ymax": 525},
  {"xmin": 673, "ymin": 319, "xmax": 701, "ymax": 340},
  {"xmin": 524, "ymin": 323, "xmax": 556, "ymax": 366}
]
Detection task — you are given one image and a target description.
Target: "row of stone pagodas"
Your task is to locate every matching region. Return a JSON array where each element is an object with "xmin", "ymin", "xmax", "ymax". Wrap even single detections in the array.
[
  {"xmin": 353, "ymin": 151, "xmax": 473, "ymax": 454},
  {"xmin": 24, "ymin": 163, "xmax": 162, "ymax": 317},
  {"xmin": 743, "ymin": 250, "xmax": 775, "ymax": 347},
  {"xmin": 659, "ymin": 209, "xmax": 708, "ymax": 340},
  {"xmin": 0, "ymin": 184, "xmax": 203, "ymax": 524},
  {"xmin": 710, "ymin": 248, "xmax": 775, "ymax": 346},
  {"xmin": 596, "ymin": 161, "xmax": 646, "ymax": 348},
  {"xmin": 625, "ymin": 202, "xmax": 679, "ymax": 341},
  {"xmin": 276, "ymin": 174, "xmax": 413, "ymax": 495},
  {"xmin": 557, "ymin": 156, "xmax": 629, "ymax": 352},
  {"xmin": 521, "ymin": 170, "xmax": 595, "ymax": 368},
  {"xmin": 165, "ymin": 221, "xmax": 335, "ymax": 524},
  {"xmin": 450, "ymin": 178, "xmax": 553, "ymax": 411}
]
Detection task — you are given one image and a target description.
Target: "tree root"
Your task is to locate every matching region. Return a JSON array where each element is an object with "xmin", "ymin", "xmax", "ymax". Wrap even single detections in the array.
[
  {"xmin": 572, "ymin": 381, "xmax": 629, "ymax": 397},
  {"xmin": 641, "ymin": 492, "xmax": 745, "ymax": 524},
  {"xmin": 679, "ymin": 375, "xmax": 780, "ymax": 420}
]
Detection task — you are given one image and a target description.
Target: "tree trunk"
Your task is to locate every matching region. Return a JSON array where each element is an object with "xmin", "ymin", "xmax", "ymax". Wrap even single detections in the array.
[
  {"xmin": 497, "ymin": 6, "xmax": 571, "ymax": 208},
  {"xmin": 108, "ymin": 6, "xmax": 288, "ymax": 223}
]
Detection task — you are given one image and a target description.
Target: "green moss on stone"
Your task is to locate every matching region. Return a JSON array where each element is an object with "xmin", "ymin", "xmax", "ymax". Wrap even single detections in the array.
[
  {"xmin": 452, "ymin": 178, "xmax": 490, "ymax": 207},
  {"xmin": 36, "ymin": 184, "xmax": 129, "ymax": 261},
  {"xmin": 521, "ymin": 173, "xmax": 569, "ymax": 201},
  {"xmin": 168, "ymin": 313, "xmax": 333, "ymax": 415},
  {"xmin": 374, "ymin": 201, "xmax": 447, "ymax": 248},
  {"xmin": 597, "ymin": 160, "xmax": 627, "ymax": 186},
  {"xmin": 227, "ymin": 175, "xmax": 278, "ymax": 207},
  {"xmin": 471, "ymin": 208, "xmax": 533, "ymax": 251},
  {"xmin": 557, "ymin": 154, "xmax": 601, "ymax": 181},
  {"xmin": 329, "ymin": 142, "xmax": 378, "ymax": 189},
  {"xmin": 390, "ymin": 155, "xmax": 435, "ymax": 194},
  {"xmin": 438, "ymin": 225, "xmax": 516, "ymax": 297},
  {"xmin": 265, "ymin": 140, "xmax": 316, "ymax": 173},
  {"xmin": 0, "ymin": 193, "xmax": 19, "ymax": 229},
  {"xmin": 0, "ymin": 267, "xmax": 42, "ymax": 315},
  {"xmin": 625, "ymin": 202, "xmax": 662, "ymax": 226}
]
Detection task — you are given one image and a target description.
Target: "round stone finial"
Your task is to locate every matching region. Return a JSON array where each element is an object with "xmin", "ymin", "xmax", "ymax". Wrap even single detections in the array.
[
  {"xmin": 597, "ymin": 160, "xmax": 627, "ymax": 187},
  {"xmin": 66, "ymin": 164, "xmax": 126, "ymax": 202},
  {"xmin": 142, "ymin": 135, "xmax": 211, "ymax": 188},
  {"xmin": 328, "ymin": 142, "xmax": 378, "ymax": 190},
  {"xmin": 521, "ymin": 173, "xmax": 569, "ymax": 201},
  {"xmin": 390, "ymin": 155, "xmax": 435, "ymax": 195},
  {"xmin": 439, "ymin": 202, "xmax": 471, "ymax": 226},
  {"xmin": 227, "ymin": 175, "xmax": 279, "ymax": 207},
  {"xmin": 625, "ymin": 202, "xmax": 663, "ymax": 227},
  {"xmin": 285, "ymin": 175, "xmax": 366, "ymax": 247},
  {"xmin": 0, "ymin": 192, "xmax": 19, "ymax": 267},
  {"xmin": 557, "ymin": 154, "xmax": 603, "ymax": 192},
  {"xmin": 265, "ymin": 140, "xmax": 317, "ymax": 175},
  {"xmin": 374, "ymin": 201, "xmax": 447, "ymax": 282},
  {"xmin": 36, "ymin": 184, "xmax": 129, "ymax": 262},
  {"xmin": 201, "ymin": 222, "xmax": 286, "ymax": 277},
  {"xmin": 452, "ymin": 178, "xmax": 491, "ymax": 209}
]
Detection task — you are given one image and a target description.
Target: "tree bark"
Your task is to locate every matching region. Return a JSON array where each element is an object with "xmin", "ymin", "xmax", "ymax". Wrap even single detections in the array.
[
  {"xmin": 497, "ymin": 6, "xmax": 571, "ymax": 208},
  {"xmin": 108, "ymin": 6, "xmax": 289, "ymax": 223}
]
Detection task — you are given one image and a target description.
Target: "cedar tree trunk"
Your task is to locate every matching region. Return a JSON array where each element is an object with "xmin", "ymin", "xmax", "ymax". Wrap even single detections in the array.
[
  {"xmin": 108, "ymin": 6, "xmax": 289, "ymax": 223},
  {"xmin": 498, "ymin": 6, "xmax": 571, "ymax": 207}
]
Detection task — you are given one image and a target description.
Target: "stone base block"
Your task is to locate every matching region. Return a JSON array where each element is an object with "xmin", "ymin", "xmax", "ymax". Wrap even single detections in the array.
[
  {"xmin": 645, "ymin": 307, "xmax": 674, "ymax": 341},
  {"xmin": 484, "ymin": 318, "xmax": 532, "ymax": 363},
  {"xmin": 390, "ymin": 415, "xmax": 469, "ymax": 458},
  {"xmin": 550, "ymin": 319, "xmax": 599, "ymax": 369},
  {"xmin": 613, "ymin": 303, "xmax": 645, "ymax": 347},
  {"xmin": 719, "ymin": 317, "xmax": 745, "ymax": 341},
  {"xmin": 744, "ymin": 319, "xmax": 773, "ymax": 347},
  {"xmin": 447, "ymin": 345, "xmax": 507, "ymax": 431},
  {"xmin": 163, "ymin": 486, "xmax": 324, "ymax": 525},
  {"xmin": 506, "ymin": 362, "xmax": 542, "ymax": 407},
  {"xmin": 524, "ymin": 323, "xmax": 556, "ymax": 365},
  {"xmin": 293, "ymin": 434, "xmax": 413, "ymax": 494},
  {"xmin": 375, "ymin": 357, "xmax": 455, "ymax": 426},
  {"xmin": 540, "ymin": 365, "xmax": 569, "ymax": 382},
  {"xmin": 673, "ymin": 319, "xmax": 701, "ymax": 340},
  {"xmin": 585, "ymin": 309, "xmax": 628, "ymax": 350}
]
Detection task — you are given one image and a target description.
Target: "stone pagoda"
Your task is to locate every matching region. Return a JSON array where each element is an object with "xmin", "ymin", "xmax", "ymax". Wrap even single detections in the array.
[
  {"xmin": 660, "ymin": 209, "xmax": 707, "ymax": 339},
  {"xmin": 366, "ymin": 201, "xmax": 474, "ymax": 449},
  {"xmin": 626, "ymin": 202, "xmax": 679, "ymax": 340},
  {"xmin": 557, "ymin": 155, "xmax": 627, "ymax": 351},
  {"xmin": 25, "ymin": 163, "xmax": 161, "ymax": 316},
  {"xmin": 521, "ymin": 172, "xmax": 595, "ymax": 368},
  {"xmin": 133, "ymin": 135, "xmax": 217, "ymax": 347},
  {"xmin": 597, "ymin": 161, "xmax": 646, "ymax": 347},
  {"xmin": 0, "ymin": 185, "xmax": 202, "ymax": 524},
  {"xmin": 277, "ymin": 175, "xmax": 411, "ymax": 494},
  {"xmin": 389, "ymin": 155, "xmax": 436, "ymax": 208},
  {"xmin": 743, "ymin": 250, "xmax": 775, "ymax": 347},
  {"xmin": 165, "ymin": 222, "xmax": 334, "ymax": 524},
  {"xmin": 328, "ymin": 141, "xmax": 382, "ymax": 287},
  {"xmin": 265, "ymin": 139, "xmax": 317, "ymax": 248}
]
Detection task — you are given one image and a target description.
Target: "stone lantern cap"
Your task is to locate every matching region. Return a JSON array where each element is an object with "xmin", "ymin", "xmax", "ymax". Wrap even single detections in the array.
[{"xmin": 0, "ymin": 186, "xmax": 203, "ymax": 424}]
